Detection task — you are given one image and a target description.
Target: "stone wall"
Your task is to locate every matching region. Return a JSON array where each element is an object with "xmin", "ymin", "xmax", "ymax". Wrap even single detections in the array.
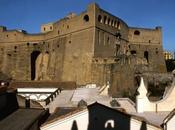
[{"xmin": 0, "ymin": 3, "xmax": 166, "ymax": 97}]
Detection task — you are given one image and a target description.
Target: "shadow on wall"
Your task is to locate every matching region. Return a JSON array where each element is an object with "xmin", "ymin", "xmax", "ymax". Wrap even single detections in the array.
[
  {"xmin": 71, "ymin": 120, "xmax": 78, "ymax": 130},
  {"xmin": 70, "ymin": 103, "xmax": 147, "ymax": 130},
  {"xmin": 140, "ymin": 121, "xmax": 147, "ymax": 130}
]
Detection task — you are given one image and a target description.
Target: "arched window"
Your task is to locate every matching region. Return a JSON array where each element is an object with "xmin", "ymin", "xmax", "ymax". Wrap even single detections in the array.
[
  {"xmin": 111, "ymin": 20, "xmax": 114, "ymax": 26},
  {"xmin": 117, "ymin": 21, "xmax": 121, "ymax": 29},
  {"xmin": 104, "ymin": 120, "xmax": 115, "ymax": 128},
  {"xmin": 134, "ymin": 30, "xmax": 140, "ymax": 35},
  {"xmin": 108, "ymin": 18, "xmax": 111, "ymax": 25},
  {"xmin": 104, "ymin": 16, "xmax": 107, "ymax": 24},
  {"xmin": 98, "ymin": 15, "xmax": 102, "ymax": 23},
  {"xmin": 83, "ymin": 15, "xmax": 89, "ymax": 22},
  {"xmin": 144, "ymin": 51, "xmax": 149, "ymax": 62},
  {"xmin": 114, "ymin": 21, "xmax": 117, "ymax": 27}
]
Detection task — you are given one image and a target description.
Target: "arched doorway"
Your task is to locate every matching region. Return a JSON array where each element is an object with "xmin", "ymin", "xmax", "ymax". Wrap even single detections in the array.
[{"xmin": 31, "ymin": 51, "xmax": 41, "ymax": 80}]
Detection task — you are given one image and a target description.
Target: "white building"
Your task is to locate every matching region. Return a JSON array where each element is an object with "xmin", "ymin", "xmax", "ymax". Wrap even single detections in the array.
[
  {"xmin": 162, "ymin": 109, "xmax": 175, "ymax": 130},
  {"xmin": 136, "ymin": 77, "xmax": 175, "ymax": 112},
  {"xmin": 17, "ymin": 88, "xmax": 60, "ymax": 111},
  {"xmin": 41, "ymin": 102, "xmax": 161, "ymax": 130}
]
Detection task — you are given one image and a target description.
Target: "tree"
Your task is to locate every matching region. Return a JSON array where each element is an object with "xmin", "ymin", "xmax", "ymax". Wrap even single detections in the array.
[{"xmin": 165, "ymin": 59, "xmax": 175, "ymax": 72}]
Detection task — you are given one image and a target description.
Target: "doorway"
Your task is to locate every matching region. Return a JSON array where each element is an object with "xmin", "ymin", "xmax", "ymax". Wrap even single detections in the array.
[{"xmin": 31, "ymin": 51, "xmax": 41, "ymax": 80}]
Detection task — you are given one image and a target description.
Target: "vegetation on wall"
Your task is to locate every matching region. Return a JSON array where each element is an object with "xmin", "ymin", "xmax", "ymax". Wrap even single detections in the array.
[{"xmin": 166, "ymin": 59, "xmax": 175, "ymax": 72}]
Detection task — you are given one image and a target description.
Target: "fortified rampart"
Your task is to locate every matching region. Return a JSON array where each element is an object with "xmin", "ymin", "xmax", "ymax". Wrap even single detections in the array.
[{"xmin": 0, "ymin": 3, "xmax": 166, "ymax": 97}]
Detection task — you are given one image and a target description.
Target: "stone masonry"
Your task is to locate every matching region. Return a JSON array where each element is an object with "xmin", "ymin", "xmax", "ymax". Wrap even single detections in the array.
[{"xmin": 0, "ymin": 3, "xmax": 166, "ymax": 97}]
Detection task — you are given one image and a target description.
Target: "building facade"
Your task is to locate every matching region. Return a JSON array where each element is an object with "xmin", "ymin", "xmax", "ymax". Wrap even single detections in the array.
[
  {"xmin": 0, "ymin": 3, "xmax": 166, "ymax": 97},
  {"xmin": 164, "ymin": 51, "xmax": 173, "ymax": 60},
  {"xmin": 41, "ymin": 102, "xmax": 161, "ymax": 130}
]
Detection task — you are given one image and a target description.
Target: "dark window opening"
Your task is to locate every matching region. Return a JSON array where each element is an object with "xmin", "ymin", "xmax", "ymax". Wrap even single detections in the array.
[
  {"xmin": 33, "ymin": 43, "xmax": 38, "ymax": 46},
  {"xmin": 111, "ymin": 20, "xmax": 114, "ymax": 26},
  {"xmin": 67, "ymin": 25, "xmax": 69, "ymax": 29},
  {"xmin": 31, "ymin": 51, "xmax": 41, "ymax": 80},
  {"xmin": 108, "ymin": 18, "xmax": 110, "ymax": 25},
  {"xmin": 69, "ymin": 41, "xmax": 71, "ymax": 44},
  {"xmin": 50, "ymin": 26, "xmax": 52, "ymax": 30},
  {"xmin": 134, "ymin": 30, "xmax": 140, "ymax": 35},
  {"xmin": 156, "ymin": 48, "xmax": 159, "ymax": 54},
  {"xmin": 114, "ymin": 21, "xmax": 116, "ymax": 27},
  {"xmin": 7, "ymin": 54, "xmax": 11, "ymax": 56},
  {"xmin": 117, "ymin": 21, "xmax": 120, "ymax": 29},
  {"xmin": 116, "ymin": 32, "xmax": 121, "ymax": 39},
  {"xmin": 114, "ymin": 59, "xmax": 118, "ymax": 62},
  {"xmin": 98, "ymin": 15, "xmax": 102, "ymax": 23},
  {"xmin": 14, "ymin": 46, "xmax": 17, "ymax": 49},
  {"xmin": 83, "ymin": 15, "xmax": 89, "ymax": 22},
  {"xmin": 57, "ymin": 44, "xmax": 59, "ymax": 48},
  {"xmin": 43, "ymin": 27, "xmax": 46, "ymax": 31},
  {"xmin": 131, "ymin": 50, "xmax": 136, "ymax": 55},
  {"xmin": 104, "ymin": 16, "xmax": 107, "ymax": 24},
  {"xmin": 58, "ymin": 30, "xmax": 60, "ymax": 34},
  {"xmin": 6, "ymin": 35, "xmax": 8, "ymax": 37},
  {"xmin": 27, "ymin": 43, "xmax": 30, "ymax": 46},
  {"xmin": 149, "ymin": 40, "xmax": 151, "ymax": 43},
  {"xmin": 144, "ymin": 51, "xmax": 149, "ymax": 62}
]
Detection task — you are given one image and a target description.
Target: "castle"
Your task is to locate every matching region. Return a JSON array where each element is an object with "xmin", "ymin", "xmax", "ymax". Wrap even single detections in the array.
[{"xmin": 0, "ymin": 3, "xmax": 166, "ymax": 97}]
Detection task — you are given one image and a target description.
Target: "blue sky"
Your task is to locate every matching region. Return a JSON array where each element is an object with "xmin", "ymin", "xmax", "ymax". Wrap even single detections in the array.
[{"xmin": 0, "ymin": 0, "xmax": 174, "ymax": 51}]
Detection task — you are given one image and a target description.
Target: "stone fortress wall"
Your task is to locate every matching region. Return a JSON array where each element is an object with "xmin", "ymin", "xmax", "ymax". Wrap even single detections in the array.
[{"xmin": 0, "ymin": 3, "xmax": 166, "ymax": 97}]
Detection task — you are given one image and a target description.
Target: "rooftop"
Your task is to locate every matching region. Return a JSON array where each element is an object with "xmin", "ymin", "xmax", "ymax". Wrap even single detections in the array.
[
  {"xmin": 46, "ymin": 87, "xmax": 136, "ymax": 113},
  {"xmin": 0, "ymin": 108, "xmax": 47, "ymax": 130},
  {"xmin": 130, "ymin": 111, "xmax": 169, "ymax": 127}
]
